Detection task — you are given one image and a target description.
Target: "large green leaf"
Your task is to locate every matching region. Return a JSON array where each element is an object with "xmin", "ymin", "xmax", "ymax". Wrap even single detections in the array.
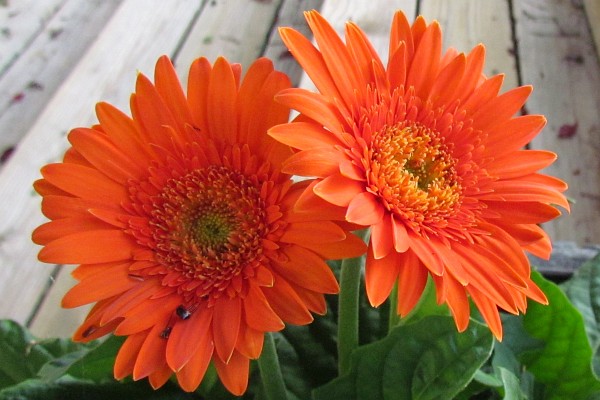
[
  {"xmin": 520, "ymin": 271, "xmax": 600, "ymax": 399},
  {"xmin": 313, "ymin": 315, "xmax": 493, "ymax": 400},
  {"xmin": 561, "ymin": 253, "xmax": 600, "ymax": 374},
  {"xmin": 0, "ymin": 379, "xmax": 198, "ymax": 400},
  {"xmin": 0, "ymin": 320, "xmax": 88, "ymax": 390},
  {"xmin": 37, "ymin": 335, "xmax": 124, "ymax": 383}
]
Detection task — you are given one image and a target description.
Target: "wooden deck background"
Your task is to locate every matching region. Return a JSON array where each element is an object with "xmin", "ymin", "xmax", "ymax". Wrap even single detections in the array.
[{"xmin": 0, "ymin": 0, "xmax": 598, "ymax": 338}]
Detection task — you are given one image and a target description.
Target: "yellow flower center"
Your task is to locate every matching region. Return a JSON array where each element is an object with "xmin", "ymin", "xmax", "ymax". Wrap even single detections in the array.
[{"xmin": 368, "ymin": 122, "xmax": 462, "ymax": 234}]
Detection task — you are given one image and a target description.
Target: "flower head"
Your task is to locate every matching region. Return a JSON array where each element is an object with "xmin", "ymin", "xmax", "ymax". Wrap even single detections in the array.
[
  {"xmin": 33, "ymin": 56, "xmax": 366, "ymax": 394},
  {"xmin": 270, "ymin": 10, "xmax": 569, "ymax": 340}
]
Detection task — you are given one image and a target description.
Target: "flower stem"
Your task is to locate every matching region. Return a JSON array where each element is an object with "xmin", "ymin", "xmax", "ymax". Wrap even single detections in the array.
[
  {"xmin": 388, "ymin": 282, "xmax": 400, "ymax": 333},
  {"xmin": 337, "ymin": 230, "xmax": 367, "ymax": 376},
  {"xmin": 258, "ymin": 332, "xmax": 288, "ymax": 400}
]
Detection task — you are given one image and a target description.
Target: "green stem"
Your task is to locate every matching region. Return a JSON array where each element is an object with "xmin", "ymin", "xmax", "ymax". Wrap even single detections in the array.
[
  {"xmin": 388, "ymin": 282, "xmax": 400, "ymax": 333},
  {"xmin": 337, "ymin": 230, "xmax": 368, "ymax": 376},
  {"xmin": 258, "ymin": 332, "xmax": 288, "ymax": 400}
]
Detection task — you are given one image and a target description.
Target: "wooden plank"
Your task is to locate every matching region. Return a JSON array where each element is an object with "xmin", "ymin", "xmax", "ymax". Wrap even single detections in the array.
[
  {"xmin": 514, "ymin": 0, "xmax": 600, "ymax": 245},
  {"xmin": 0, "ymin": 0, "xmax": 123, "ymax": 166},
  {"xmin": 174, "ymin": 0, "xmax": 284, "ymax": 86},
  {"xmin": 419, "ymin": 0, "xmax": 519, "ymax": 90},
  {"xmin": 0, "ymin": 0, "xmax": 67, "ymax": 74},
  {"xmin": 0, "ymin": 0, "xmax": 203, "ymax": 337},
  {"xmin": 584, "ymin": 0, "xmax": 600, "ymax": 62}
]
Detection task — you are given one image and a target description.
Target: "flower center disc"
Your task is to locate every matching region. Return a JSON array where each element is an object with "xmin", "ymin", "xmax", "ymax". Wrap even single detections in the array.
[
  {"xmin": 369, "ymin": 122, "xmax": 462, "ymax": 232},
  {"xmin": 132, "ymin": 165, "xmax": 267, "ymax": 300}
]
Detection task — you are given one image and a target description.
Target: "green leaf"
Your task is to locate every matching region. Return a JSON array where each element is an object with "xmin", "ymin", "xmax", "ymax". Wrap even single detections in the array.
[
  {"xmin": 0, "ymin": 320, "xmax": 89, "ymax": 389},
  {"xmin": 37, "ymin": 335, "xmax": 124, "ymax": 383},
  {"xmin": 497, "ymin": 367, "xmax": 524, "ymax": 400},
  {"xmin": 312, "ymin": 315, "xmax": 493, "ymax": 400},
  {"xmin": 561, "ymin": 253, "xmax": 600, "ymax": 375},
  {"xmin": 0, "ymin": 379, "xmax": 198, "ymax": 400},
  {"xmin": 520, "ymin": 271, "xmax": 600, "ymax": 399}
]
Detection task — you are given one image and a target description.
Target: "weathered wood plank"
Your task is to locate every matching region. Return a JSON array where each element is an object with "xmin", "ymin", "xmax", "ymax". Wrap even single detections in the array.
[
  {"xmin": 0, "ymin": 0, "xmax": 203, "ymax": 337},
  {"xmin": 514, "ymin": 0, "xmax": 600, "ymax": 245},
  {"xmin": 0, "ymin": 0, "xmax": 66, "ymax": 74},
  {"xmin": 0, "ymin": 0, "xmax": 123, "ymax": 166},
  {"xmin": 584, "ymin": 0, "xmax": 600, "ymax": 61},
  {"xmin": 175, "ymin": 0, "xmax": 284, "ymax": 85},
  {"xmin": 419, "ymin": 0, "xmax": 519, "ymax": 89}
]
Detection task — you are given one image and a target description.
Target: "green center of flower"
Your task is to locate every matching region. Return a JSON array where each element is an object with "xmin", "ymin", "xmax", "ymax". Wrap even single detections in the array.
[
  {"xmin": 190, "ymin": 213, "xmax": 232, "ymax": 248},
  {"xmin": 369, "ymin": 122, "xmax": 462, "ymax": 232}
]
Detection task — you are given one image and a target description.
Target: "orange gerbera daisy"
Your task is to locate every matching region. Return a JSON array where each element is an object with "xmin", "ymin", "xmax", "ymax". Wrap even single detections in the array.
[
  {"xmin": 270, "ymin": 10, "xmax": 569, "ymax": 340},
  {"xmin": 32, "ymin": 56, "xmax": 365, "ymax": 394}
]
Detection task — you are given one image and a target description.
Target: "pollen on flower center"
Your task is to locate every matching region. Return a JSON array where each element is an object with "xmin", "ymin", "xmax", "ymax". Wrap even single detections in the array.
[
  {"xmin": 128, "ymin": 164, "xmax": 268, "ymax": 302},
  {"xmin": 368, "ymin": 122, "xmax": 462, "ymax": 232}
]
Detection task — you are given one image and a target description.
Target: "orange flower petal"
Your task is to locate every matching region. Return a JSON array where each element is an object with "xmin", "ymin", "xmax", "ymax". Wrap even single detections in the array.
[
  {"xmin": 407, "ymin": 233, "xmax": 444, "ymax": 276},
  {"xmin": 244, "ymin": 284, "xmax": 284, "ymax": 332},
  {"xmin": 471, "ymin": 85, "xmax": 532, "ymax": 131},
  {"xmin": 262, "ymin": 273, "xmax": 313, "ymax": 325},
  {"xmin": 276, "ymin": 88, "xmax": 346, "ymax": 135},
  {"xmin": 487, "ymin": 150, "xmax": 556, "ymax": 179},
  {"xmin": 280, "ymin": 220, "xmax": 346, "ymax": 245},
  {"xmin": 133, "ymin": 322, "xmax": 169, "ymax": 380},
  {"xmin": 175, "ymin": 332, "xmax": 214, "ymax": 392},
  {"xmin": 114, "ymin": 331, "xmax": 147, "ymax": 380},
  {"xmin": 406, "ymin": 21, "xmax": 442, "ymax": 99},
  {"xmin": 32, "ymin": 216, "xmax": 113, "ymax": 245},
  {"xmin": 274, "ymin": 245, "xmax": 339, "ymax": 294},
  {"xmin": 299, "ymin": 230, "xmax": 367, "ymax": 260},
  {"xmin": 148, "ymin": 363, "xmax": 172, "ymax": 389},
  {"xmin": 115, "ymin": 295, "xmax": 180, "ymax": 336},
  {"xmin": 305, "ymin": 10, "xmax": 365, "ymax": 106},
  {"xmin": 39, "ymin": 230, "xmax": 134, "ymax": 264},
  {"xmin": 41, "ymin": 163, "xmax": 128, "ymax": 204},
  {"xmin": 154, "ymin": 55, "xmax": 193, "ymax": 132},
  {"xmin": 186, "ymin": 57, "xmax": 212, "ymax": 133},
  {"xmin": 396, "ymin": 251, "xmax": 428, "ymax": 316},
  {"xmin": 345, "ymin": 192, "xmax": 384, "ymax": 226},
  {"xmin": 485, "ymin": 114, "xmax": 546, "ymax": 155},
  {"xmin": 391, "ymin": 215, "xmax": 410, "ymax": 253},
  {"xmin": 269, "ymin": 122, "xmax": 341, "ymax": 150},
  {"xmin": 279, "ymin": 26, "xmax": 345, "ymax": 102},
  {"xmin": 365, "ymin": 246, "xmax": 400, "ymax": 307},
  {"xmin": 212, "ymin": 296, "xmax": 242, "ymax": 364},
  {"xmin": 207, "ymin": 57, "xmax": 238, "ymax": 143},
  {"xmin": 166, "ymin": 305, "xmax": 213, "ymax": 371},
  {"xmin": 468, "ymin": 286, "xmax": 503, "ymax": 340},
  {"xmin": 282, "ymin": 148, "xmax": 346, "ymax": 177},
  {"xmin": 313, "ymin": 174, "xmax": 364, "ymax": 207},
  {"xmin": 62, "ymin": 262, "xmax": 136, "ymax": 308},
  {"xmin": 444, "ymin": 274, "xmax": 470, "ymax": 332},
  {"xmin": 370, "ymin": 215, "xmax": 394, "ymax": 259},
  {"xmin": 214, "ymin": 350, "xmax": 249, "ymax": 396},
  {"xmin": 236, "ymin": 324, "xmax": 264, "ymax": 359}
]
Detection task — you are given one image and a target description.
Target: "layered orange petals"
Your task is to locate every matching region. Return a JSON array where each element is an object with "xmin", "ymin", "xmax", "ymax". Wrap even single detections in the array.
[
  {"xmin": 33, "ymin": 55, "xmax": 366, "ymax": 396},
  {"xmin": 274, "ymin": 10, "xmax": 568, "ymax": 339}
]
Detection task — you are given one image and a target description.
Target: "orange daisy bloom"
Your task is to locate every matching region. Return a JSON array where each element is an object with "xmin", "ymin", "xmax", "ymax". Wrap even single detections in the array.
[
  {"xmin": 270, "ymin": 10, "xmax": 569, "ymax": 340},
  {"xmin": 32, "ymin": 56, "xmax": 365, "ymax": 394}
]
